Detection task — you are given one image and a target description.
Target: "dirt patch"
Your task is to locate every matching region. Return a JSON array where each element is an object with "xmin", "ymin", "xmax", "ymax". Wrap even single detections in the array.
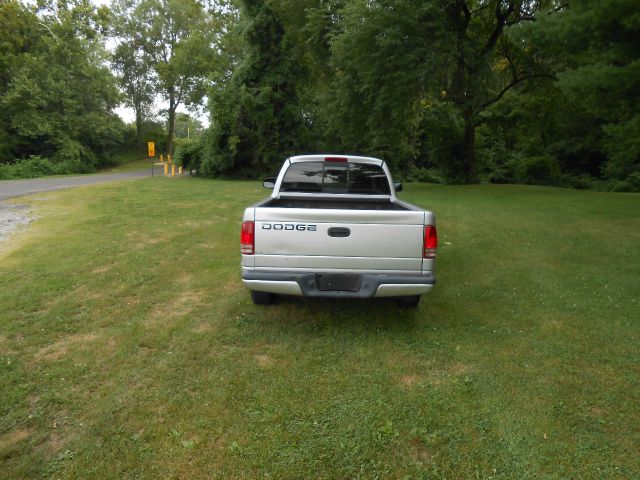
[
  {"xmin": 0, "ymin": 335, "xmax": 16, "ymax": 355},
  {"xmin": 449, "ymin": 362, "xmax": 473, "ymax": 375},
  {"xmin": 32, "ymin": 333, "xmax": 99, "ymax": 364},
  {"xmin": 146, "ymin": 290, "xmax": 204, "ymax": 327},
  {"xmin": 255, "ymin": 354, "xmax": 275, "ymax": 368},
  {"xmin": 44, "ymin": 432, "xmax": 65, "ymax": 456},
  {"xmin": 222, "ymin": 277, "xmax": 243, "ymax": 295},
  {"xmin": 408, "ymin": 437, "xmax": 433, "ymax": 463},
  {"xmin": 91, "ymin": 265, "xmax": 112, "ymax": 274},
  {"xmin": 399, "ymin": 375, "xmax": 424, "ymax": 388},
  {"xmin": 0, "ymin": 203, "xmax": 33, "ymax": 250},
  {"xmin": 0, "ymin": 429, "xmax": 32, "ymax": 450},
  {"xmin": 193, "ymin": 322, "xmax": 213, "ymax": 333}
]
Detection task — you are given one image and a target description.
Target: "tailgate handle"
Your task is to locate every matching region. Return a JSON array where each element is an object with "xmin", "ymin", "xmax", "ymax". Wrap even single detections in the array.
[{"xmin": 328, "ymin": 227, "xmax": 351, "ymax": 238}]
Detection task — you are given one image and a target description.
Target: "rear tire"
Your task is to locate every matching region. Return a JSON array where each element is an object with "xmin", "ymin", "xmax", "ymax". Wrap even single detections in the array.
[
  {"xmin": 397, "ymin": 295, "xmax": 421, "ymax": 308},
  {"xmin": 251, "ymin": 290, "xmax": 275, "ymax": 305}
]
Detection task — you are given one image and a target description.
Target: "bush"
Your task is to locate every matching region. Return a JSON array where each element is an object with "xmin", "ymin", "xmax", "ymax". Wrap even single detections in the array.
[
  {"xmin": 0, "ymin": 155, "xmax": 87, "ymax": 179},
  {"xmin": 487, "ymin": 152, "xmax": 521, "ymax": 184},
  {"xmin": 518, "ymin": 155, "xmax": 561, "ymax": 186},
  {"xmin": 560, "ymin": 173, "xmax": 594, "ymax": 190},
  {"xmin": 609, "ymin": 171, "xmax": 640, "ymax": 192},
  {"xmin": 406, "ymin": 166, "xmax": 443, "ymax": 184},
  {"xmin": 174, "ymin": 138, "xmax": 203, "ymax": 174}
]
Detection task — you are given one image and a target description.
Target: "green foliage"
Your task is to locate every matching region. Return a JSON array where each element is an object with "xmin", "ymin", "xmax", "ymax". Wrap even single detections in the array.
[
  {"xmin": 173, "ymin": 137, "xmax": 203, "ymax": 173},
  {"xmin": 0, "ymin": 155, "xmax": 90, "ymax": 179},
  {"xmin": 173, "ymin": 112, "xmax": 203, "ymax": 139},
  {"xmin": 1, "ymin": 0, "xmax": 638, "ymax": 188},
  {"xmin": 112, "ymin": 0, "xmax": 226, "ymax": 154},
  {"xmin": 0, "ymin": 0, "xmax": 126, "ymax": 173},
  {"xmin": 525, "ymin": 0, "xmax": 640, "ymax": 183},
  {"xmin": 517, "ymin": 155, "xmax": 561, "ymax": 186},
  {"xmin": 201, "ymin": 1, "xmax": 307, "ymax": 177}
]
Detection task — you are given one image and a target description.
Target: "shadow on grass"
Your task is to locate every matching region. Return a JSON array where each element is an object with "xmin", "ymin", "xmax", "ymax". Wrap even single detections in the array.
[{"xmin": 233, "ymin": 295, "xmax": 425, "ymax": 342}]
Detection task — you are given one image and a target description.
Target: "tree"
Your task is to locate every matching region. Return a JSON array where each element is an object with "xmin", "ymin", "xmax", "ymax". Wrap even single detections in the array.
[
  {"xmin": 201, "ymin": 0, "xmax": 308, "ymax": 177},
  {"xmin": 526, "ymin": 0, "xmax": 640, "ymax": 186},
  {"xmin": 319, "ymin": 0, "xmax": 558, "ymax": 182},
  {"xmin": 0, "ymin": 0, "xmax": 124, "ymax": 167},
  {"xmin": 174, "ymin": 112, "xmax": 203, "ymax": 138},
  {"xmin": 112, "ymin": 0, "xmax": 225, "ymax": 154},
  {"xmin": 111, "ymin": 40, "xmax": 155, "ymax": 151}
]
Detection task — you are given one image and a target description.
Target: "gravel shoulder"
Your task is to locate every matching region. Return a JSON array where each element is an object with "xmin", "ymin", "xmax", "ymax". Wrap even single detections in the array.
[{"xmin": 0, "ymin": 202, "xmax": 32, "ymax": 248}]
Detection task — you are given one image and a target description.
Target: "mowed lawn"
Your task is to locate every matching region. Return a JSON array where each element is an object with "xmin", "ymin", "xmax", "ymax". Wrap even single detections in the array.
[{"xmin": 1, "ymin": 177, "xmax": 639, "ymax": 479}]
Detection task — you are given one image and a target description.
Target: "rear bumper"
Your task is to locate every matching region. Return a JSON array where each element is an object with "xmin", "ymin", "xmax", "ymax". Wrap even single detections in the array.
[{"xmin": 242, "ymin": 270, "xmax": 436, "ymax": 299}]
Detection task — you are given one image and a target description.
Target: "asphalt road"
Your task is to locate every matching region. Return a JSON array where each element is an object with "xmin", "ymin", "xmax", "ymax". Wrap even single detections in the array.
[{"xmin": 0, "ymin": 169, "xmax": 151, "ymax": 200}]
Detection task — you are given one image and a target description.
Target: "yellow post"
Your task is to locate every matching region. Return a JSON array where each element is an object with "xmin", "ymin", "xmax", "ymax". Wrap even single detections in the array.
[
  {"xmin": 160, "ymin": 154, "xmax": 164, "ymax": 163},
  {"xmin": 168, "ymin": 155, "xmax": 172, "ymax": 164},
  {"xmin": 171, "ymin": 164, "xmax": 176, "ymax": 176},
  {"xmin": 164, "ymin": 163, "xmax": 168, "ymax": 176},
  {"xmin": 178, "ymin": 166, "xmax": 183, "ymax": 175}
]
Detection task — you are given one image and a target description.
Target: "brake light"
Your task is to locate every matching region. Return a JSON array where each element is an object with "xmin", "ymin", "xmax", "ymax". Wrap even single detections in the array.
[
  {"xmin": 241, "ymin": 221, "xmax": 255, "ymax": 255},
  {"xmin": 424, "ymin": 225, "xmax": 437, "ymax": 258},
  {"xmin": 324, "ymin": 156, "xmax": 348, "ymax": 162}
]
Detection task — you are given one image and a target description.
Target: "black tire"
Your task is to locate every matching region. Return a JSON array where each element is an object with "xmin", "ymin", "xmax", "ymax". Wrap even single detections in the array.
[
  {"xmin": 251, "ymin": 290, "xmax": 275, "ymax": 305},
  {"xmin": 397, "ymin": 295, "xmax": 421, "ymax": 308}
]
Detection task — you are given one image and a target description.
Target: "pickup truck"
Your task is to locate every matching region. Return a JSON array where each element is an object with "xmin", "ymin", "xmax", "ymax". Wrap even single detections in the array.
[{"xmin": 240, "ymin": 155, "xmax": 437, "ymax": 306}]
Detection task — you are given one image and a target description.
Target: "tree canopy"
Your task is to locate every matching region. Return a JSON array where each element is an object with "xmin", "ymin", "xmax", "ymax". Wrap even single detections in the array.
[
  {"xmin": 1, "ymin": 0, "xmax": 638, "ymax": 190},
  {"xmin": 0, "ymin": 0, "xmax": 124, "ymax": 171}
]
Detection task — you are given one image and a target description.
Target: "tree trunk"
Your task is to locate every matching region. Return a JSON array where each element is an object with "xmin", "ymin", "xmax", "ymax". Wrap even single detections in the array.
[
  {"xmin": 135, "ymin": 100, "xmax": 143, "ymax": 153},
  {"xmin": 461, "ymin": 111, "xmax": 476, "ymax": 183},
  {"xmin": 167, "ymin": 87, "xmax": 176, "ymax": 155}
]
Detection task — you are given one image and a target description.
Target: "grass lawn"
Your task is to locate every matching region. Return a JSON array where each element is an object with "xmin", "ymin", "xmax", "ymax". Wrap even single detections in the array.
[
  {"xmin": 1, "ymin": 178, "xmax": 639, "ymax": 479},
  {"xmin": 101, "ymin": 157, "xmax": 153, "ymax": 173}
]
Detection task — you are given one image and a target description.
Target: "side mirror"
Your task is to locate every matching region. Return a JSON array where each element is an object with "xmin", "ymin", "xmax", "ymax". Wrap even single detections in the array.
[
  {"xmin": 263, "ymin": 177, "xmax": 276, "ymax": 189},
  {"xmin": 394, "ymin": 182, "xmax": 403, "ymax": 192}
]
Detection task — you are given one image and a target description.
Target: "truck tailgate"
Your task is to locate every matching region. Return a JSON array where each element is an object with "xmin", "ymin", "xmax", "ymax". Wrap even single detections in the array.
[{"xmin": 253, "ymin": 207, "xmax": 425, "ymax": 272}]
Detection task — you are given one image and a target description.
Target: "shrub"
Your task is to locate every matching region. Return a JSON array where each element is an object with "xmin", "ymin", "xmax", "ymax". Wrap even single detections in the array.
[
  {"xmin": 609, "ymin": 171, "xmax": 640, "ymax": 192},
  {"xmin": 406, "ymin": 166, "xmax": 443, "ymax": 184},
  {"xmin": 174, "ymin": 138, "xmax": 203, "ymax": 174},
  {"xmin": 561, "ymin": 173, "xmax": 594, "ymax": 190},
  {"xmin": 0, "ymin": 155, "xmax": 87, "ymax": 179},
  {"xmin": 518, "ymin": 155, "xmax": 561, "ymax": 186}
]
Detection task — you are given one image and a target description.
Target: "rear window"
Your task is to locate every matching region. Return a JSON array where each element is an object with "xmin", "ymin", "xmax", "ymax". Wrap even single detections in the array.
[{"xmin": 280, "ymin": 161, "xmax": 391, "ymax": 194}]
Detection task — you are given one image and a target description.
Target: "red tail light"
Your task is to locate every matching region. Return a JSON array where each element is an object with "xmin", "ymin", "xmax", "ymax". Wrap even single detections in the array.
[
  {"xmin": 424, "ymin": 225, "xmax": 437, "ymax": 258},
  {"xmin": 241, "ymin": 221, "xmax": 255, "ymax": 255},
  {"xmin": 324, "ymin": 156, "xmax": 348, "ymax": 162}
]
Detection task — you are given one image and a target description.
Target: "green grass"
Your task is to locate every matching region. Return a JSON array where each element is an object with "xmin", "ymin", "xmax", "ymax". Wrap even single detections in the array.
[
  {"xmin": 101, "ymin": 156, "xmax": 152, "ymax": 173},
  {"xmin": 1, "ymin": 179, "xmax": 639, "ymax": 479}
]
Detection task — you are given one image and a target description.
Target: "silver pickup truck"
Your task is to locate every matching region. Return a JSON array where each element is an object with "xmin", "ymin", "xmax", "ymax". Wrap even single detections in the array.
[{"xmin": 240, "ymin": 155, "xmax": 437, "ymax": 306}]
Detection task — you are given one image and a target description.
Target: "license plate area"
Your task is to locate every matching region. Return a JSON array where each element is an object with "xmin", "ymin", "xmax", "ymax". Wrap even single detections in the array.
[{"xmin": 315, "ymin": 273, "xmax": 362, "ymax": 292}]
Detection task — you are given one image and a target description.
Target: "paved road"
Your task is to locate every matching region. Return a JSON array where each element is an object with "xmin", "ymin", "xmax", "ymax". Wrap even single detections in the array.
[{"xmin": 0, "ymin": 169, "xmax": 152, "ymax": 200}]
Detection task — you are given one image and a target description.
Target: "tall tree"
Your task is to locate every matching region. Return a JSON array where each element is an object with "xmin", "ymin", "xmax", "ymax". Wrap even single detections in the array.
[
  {"xmin": 112, "ymin": 0, "xmax": 224, "ymax": 154},
  {"xmin": 111, "ymin": 40, "xmax": 155, "ymax": 151},
  {"xmin": 201, "ymin": 0, "xmax": 307, "ymax": 177},
  {"xmin": 323, "ymin": 0, "xmax": 557, "ymax": 182}
]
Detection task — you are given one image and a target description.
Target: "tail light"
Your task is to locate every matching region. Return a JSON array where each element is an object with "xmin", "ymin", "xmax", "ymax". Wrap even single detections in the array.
[
  {"xmin": 424, "ymin": 225, "xmax": 437, "ymax": 258},
  {"xmin": 241, "ymin": 221, "xmax": 255, "ymax": 254},
  {"xmin": 324, "ymin": 156, "xmax": 348, "ymax": 162}
]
